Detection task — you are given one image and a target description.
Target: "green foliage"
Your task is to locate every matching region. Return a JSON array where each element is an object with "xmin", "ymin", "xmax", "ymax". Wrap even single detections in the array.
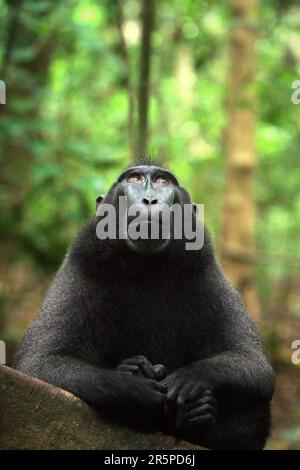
[{"xmin": 0, "ymin": 0, "xmax": 299, "ymax": 274}]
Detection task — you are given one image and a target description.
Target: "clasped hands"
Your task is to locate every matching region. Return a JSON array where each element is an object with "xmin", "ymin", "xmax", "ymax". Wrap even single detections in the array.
[{"xmin": 116, "ymin": 355, "xmax": 217, "ymax": 432}]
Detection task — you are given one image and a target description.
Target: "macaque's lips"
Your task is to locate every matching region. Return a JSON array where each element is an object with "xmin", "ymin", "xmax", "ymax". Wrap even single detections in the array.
[
  {"xmin": 127, "ymin": 220, "xmax": 171, "ymax": 240},
  {"xmin": 126, "ymin": 221, "xmax": 170, "ymax": 253}
]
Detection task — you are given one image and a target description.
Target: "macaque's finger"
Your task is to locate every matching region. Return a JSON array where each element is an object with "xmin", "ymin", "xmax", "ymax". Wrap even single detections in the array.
[
  {"xmin": 184, "ymin": 403, "xmax": 217, "ymax": 421},
  {"xmin": 117, "ymin": 364, "xmax": 139, "ymax": 374},
  {"xmin": 153, "ymin": 364, "xmax": 167, "ymax": 380},
  {"xmin": 186, "ymin": 413, "xmax": 216, "ymax": 426},
  {"xmin": 185, "ymin": 395, "xmax": 217, "ymax": 411},
  {"xmin": 183, "ymin": 385, "xmax": 211, "ymax": 403},
  {"xmin": 119, "ymin": 356, "xmax": 156, "ymax": 379},
  {"xmin": 150, "ymin": 380, "xmax": 168, "ymax": 393}
]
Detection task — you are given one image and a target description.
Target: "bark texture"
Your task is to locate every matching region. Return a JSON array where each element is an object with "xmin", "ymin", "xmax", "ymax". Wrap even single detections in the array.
[{"xmin": 0, "ymin": 365, "xmax": 202, "ymax": 450}]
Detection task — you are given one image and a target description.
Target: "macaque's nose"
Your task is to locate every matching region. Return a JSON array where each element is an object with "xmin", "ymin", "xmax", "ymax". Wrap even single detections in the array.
[{"xmin": 142, "ymin": 197, "xmax": 158, "ymax": 205}]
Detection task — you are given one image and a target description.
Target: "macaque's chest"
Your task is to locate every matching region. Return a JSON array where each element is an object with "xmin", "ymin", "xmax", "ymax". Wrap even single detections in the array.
[{"xmin": 98, "ymin": 279, "xmax": 212, "ymax": 371}]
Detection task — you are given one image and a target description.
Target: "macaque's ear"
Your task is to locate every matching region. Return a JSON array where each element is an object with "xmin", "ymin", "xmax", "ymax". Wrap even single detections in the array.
[{"xmin": 96, "ymin": 195, "xmax": 104, "ymax": 210}]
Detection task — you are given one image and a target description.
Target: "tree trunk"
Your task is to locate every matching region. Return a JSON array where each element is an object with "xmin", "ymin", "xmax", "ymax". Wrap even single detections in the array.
[
  {"xmin": 221, "ymin": 0, "xmax": 260, "ymax": 320},
  {"xmin": 137, "ymin": 0, "xmax": 155, "ymax": 155},
  {"xmin": 0, "ymin": 1, "xmax": 59, "ymax": 327},
  {"xmin": 115, "ymin": 1, "xmax": 135, "ymax": 158}
]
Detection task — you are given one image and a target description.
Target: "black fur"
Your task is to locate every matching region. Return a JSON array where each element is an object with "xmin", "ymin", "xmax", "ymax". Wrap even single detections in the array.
[{"xmin": 13, "ymin": 165, "xmax": 274, "ymax": 449}]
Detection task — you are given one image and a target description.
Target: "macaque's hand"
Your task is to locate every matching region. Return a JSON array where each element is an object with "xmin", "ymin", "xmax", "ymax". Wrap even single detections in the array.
[
  {"xmin": 116, "ymin": 355, "xmax": 167, "ymax": 381},
  {"xmin": 161, "ymin": 367, "xmax": 217, "ymax": 431}
]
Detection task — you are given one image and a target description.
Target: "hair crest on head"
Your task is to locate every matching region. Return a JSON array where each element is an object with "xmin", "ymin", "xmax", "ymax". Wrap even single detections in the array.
[{"xmin": 133, "ymin": 151, "xmax": 164, "ymax": 168}]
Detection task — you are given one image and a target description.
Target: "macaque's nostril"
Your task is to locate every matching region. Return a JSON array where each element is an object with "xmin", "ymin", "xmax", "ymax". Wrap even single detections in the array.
[{"xmin": 143, "ymin": 197, "xmax": 158, "ymax": 205}]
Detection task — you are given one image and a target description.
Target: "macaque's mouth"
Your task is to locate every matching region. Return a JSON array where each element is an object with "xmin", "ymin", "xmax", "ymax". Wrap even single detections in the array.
[{"xmin": 126, "ymin": 220, "xmax": 171, "ymax": 241}]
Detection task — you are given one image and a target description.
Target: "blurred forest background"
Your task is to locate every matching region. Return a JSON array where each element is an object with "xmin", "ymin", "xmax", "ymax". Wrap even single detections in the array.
[{"xmin": 0, "ymin": 0, "xmax": 300, "ymax": 449}]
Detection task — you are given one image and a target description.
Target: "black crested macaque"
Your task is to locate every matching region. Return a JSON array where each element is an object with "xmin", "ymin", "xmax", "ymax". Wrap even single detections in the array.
[{"xmin": 13, "ymin": 163, "xmax": 275, "ymax": 449}]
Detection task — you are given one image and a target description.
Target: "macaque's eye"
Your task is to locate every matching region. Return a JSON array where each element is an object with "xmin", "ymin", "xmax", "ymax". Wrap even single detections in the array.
[
  {"xmin": 128, "ymin": 175, "xmax": 144, "ymax": 183},
  {"xmin": 154, "ymin": 176, "xmax": 168, "ymax": 185}
]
